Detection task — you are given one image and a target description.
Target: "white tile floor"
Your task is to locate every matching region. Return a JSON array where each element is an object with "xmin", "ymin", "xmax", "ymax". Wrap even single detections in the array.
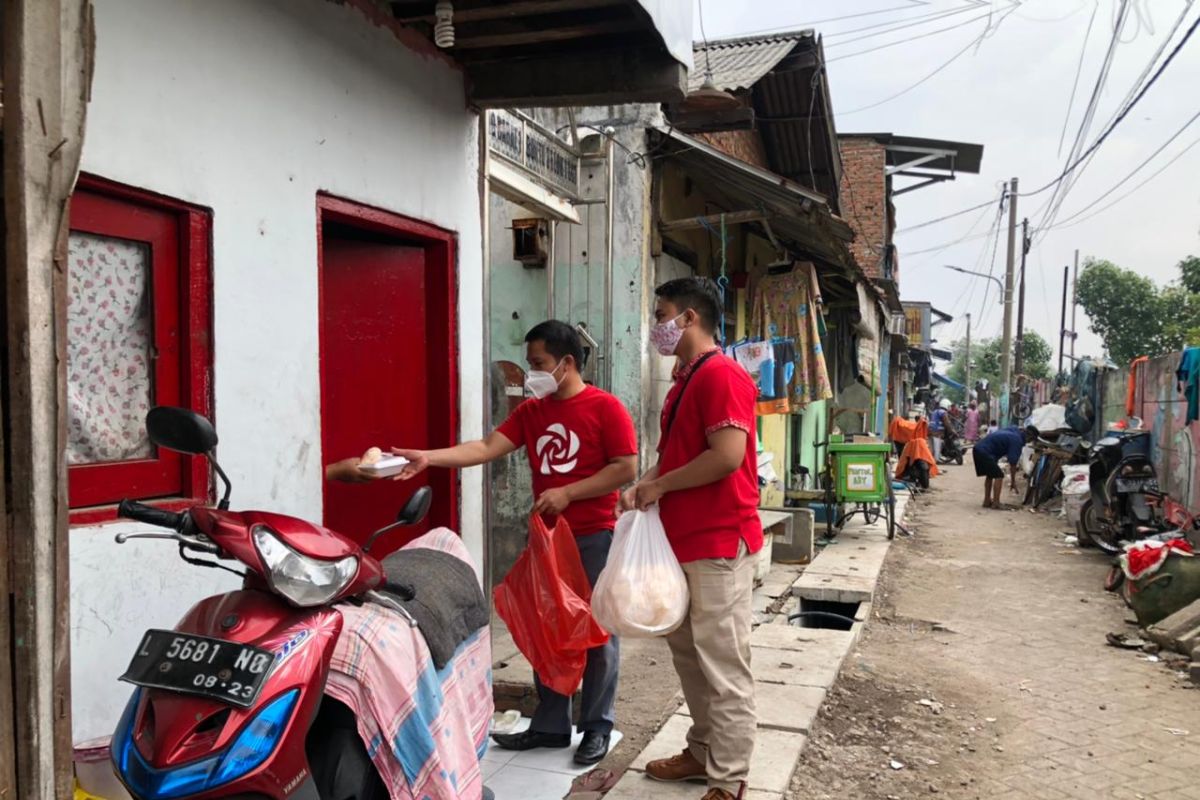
[{"xmin": 481, "ymin": 717, "xmax": 623, "ymax": 800}]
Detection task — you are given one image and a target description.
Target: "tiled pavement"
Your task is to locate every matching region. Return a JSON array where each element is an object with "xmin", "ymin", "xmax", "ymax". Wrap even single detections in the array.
[{"xmin": 868, "ymin": 462, "xmax": 1200, "ymax": 799}]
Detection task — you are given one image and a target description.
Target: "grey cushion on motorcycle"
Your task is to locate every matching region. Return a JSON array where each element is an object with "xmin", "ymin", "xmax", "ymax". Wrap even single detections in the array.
[{"xmin": 379, "ymin": 548, "xmax": 489, "ymax": 670}]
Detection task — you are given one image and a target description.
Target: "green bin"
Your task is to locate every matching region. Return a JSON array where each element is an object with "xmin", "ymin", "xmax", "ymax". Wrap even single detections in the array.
[{"xmin": 828, "ymin": 442, "xmax": 892, "ymax": 504}]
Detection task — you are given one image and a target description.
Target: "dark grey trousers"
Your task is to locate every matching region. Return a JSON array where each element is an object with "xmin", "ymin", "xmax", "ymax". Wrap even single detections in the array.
[{"xmin": 530, "ymin": 529, "xmax": 620, "ymax": 736}]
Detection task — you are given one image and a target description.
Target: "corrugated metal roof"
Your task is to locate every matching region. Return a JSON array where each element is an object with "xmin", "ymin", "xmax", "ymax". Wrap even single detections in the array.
[
  {"xmin": 840, "ymin": 133, "xmax": 985, "ymax": 174},
  {"xmin": 652, "ymin": 127, "xmax": 861, "ymax": 281},
  {"xmin": 689, "ymin": 30, "xmax": 815, "ymax": 92}
]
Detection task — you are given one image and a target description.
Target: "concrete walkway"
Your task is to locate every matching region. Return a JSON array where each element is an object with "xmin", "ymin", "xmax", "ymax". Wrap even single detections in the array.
[
  {"xmin": 605, "ymin": 492, "xmax": 911, "ymax": 800},
  {"xmin": 789, "ymin": 461, "xmax": 1200, "ymax": 799}
]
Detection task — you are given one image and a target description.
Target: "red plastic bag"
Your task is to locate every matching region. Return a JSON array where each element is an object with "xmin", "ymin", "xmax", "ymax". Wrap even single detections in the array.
[{"xmin": 493, "ymin": 514, "xmax": 610, "ymax": 696}]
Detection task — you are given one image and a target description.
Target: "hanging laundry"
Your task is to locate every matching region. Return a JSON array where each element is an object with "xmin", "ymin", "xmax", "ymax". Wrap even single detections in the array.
[
  {"xmin": 1176, "ymin": 347, "xmax": 1200, "ymax": 424},
  {"xmin": 731, "ymin": 340, "xmax": 774, "ymax": 386},
  {"xmin": 755, "ymin": 338, "xmax": 796, "ymax": 415},
  {"xmin": 750, "ymin": 264, "xmax": 832, "ymax": 409}
]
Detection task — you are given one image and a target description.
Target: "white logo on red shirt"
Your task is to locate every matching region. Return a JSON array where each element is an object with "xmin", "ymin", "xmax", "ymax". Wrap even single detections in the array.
[{"xmin": 535, "ymin": 423, "xmax": 580, "ymax": 475}]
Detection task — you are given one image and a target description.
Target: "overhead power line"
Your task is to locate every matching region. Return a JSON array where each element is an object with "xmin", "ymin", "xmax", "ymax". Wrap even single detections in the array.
[
  {"xmin": 827, "ymin": 6, "xmax": 1017, "ymax": 63},
  {"xmin": 724, "ymin": 3, "xmax": 965, "ymax": 40},
  {"xmin": 1026, "ymin": 9, "xmax": 1199, "ymax": 198},
  {"xmin": 840, "ymin": 3, "xmax": 1021, "ymax": 116},
  {"xmin": 1037, "ymin": 2, "xmax": 1196, "ymax": 235},
  {"xmin": 1056, "ymin": 2, "xmax": 1100, "ymax": 157},
  {"xmin": 1042, "ymin": 109, "xmax": 1200, "ymax": 231}
]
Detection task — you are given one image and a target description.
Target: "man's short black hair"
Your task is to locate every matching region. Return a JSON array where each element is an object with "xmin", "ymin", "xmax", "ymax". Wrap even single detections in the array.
[
  {"xmin": 1024, "ymin": 425, "xmax": 1040, "ymax": 441},
  {"xmin": 654, "ymin": 277, "xmax": 722, "ymax": 334},
  {"xmin": 525, "ymin": 320, "xmax": 584, "ymax": 367}
]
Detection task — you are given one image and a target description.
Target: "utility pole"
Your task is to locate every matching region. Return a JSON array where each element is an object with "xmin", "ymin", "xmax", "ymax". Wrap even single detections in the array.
[
  {"xmin": 1014, "ymin": 217, "xmax": 1029, "ymax": 377},
  {"xmin": 1070, "ymin": 249, "xmax": 1080, "ymax": 363},
  {"xmin": 1058, "ymin": 265, "xmax": 1070, "ymax": 376},
  {"xmin": 1000, "ymin": 177, "xmax": 1018, "ymax": 425},
  {"xmin": 964, "ymin": 313, "xmax": 972, "ymax": 404}
]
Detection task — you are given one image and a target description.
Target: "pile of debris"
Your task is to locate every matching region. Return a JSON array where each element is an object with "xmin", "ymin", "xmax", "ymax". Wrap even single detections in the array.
[{"xmin": 1146, "ymin": 599, "xmax": 1200, "ymax": 686}]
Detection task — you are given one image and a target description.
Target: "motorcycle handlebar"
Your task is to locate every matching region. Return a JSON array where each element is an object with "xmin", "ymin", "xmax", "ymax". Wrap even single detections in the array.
[{"xmin": 118, "ymin": 499, "xmax": 185, "ymax": 531}]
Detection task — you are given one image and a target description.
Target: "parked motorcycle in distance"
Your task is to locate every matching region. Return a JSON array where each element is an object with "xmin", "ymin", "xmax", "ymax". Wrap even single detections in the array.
[
  {"xmin": 1076, "ymin": 430, "xmax": 1161, "ymax": 554},
  {"xmin": 938, "ymin": 419, "xmax": 966, "ymax": 466},
  {"xmin": 108, "ymin": 406, "xmax": 492, "ymax": 800}
]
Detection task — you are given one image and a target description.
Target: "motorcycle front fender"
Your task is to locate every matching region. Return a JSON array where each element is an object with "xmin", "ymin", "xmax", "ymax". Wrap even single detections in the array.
[{"xmin": 113, "ymin": 590, "xmax": 343, "ymax": 800}]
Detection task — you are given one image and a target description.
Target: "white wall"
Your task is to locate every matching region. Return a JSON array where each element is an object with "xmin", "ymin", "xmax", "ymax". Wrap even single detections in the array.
[{"xmin": 70, "ymin": 0, "xmax": 484, "ymax": 742}]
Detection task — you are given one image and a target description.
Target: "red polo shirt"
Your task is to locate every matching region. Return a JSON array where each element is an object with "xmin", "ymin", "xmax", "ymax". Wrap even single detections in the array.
[
  {"xmin": 657, "ymin": 350, "xmax": 764, "ymax": 563},
  {"xmin": 497, "ymin": 386, "xmax": 637, "ymax": 536}
]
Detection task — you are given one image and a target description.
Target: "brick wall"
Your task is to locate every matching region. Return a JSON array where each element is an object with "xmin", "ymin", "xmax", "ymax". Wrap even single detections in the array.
[
  {"xmin": 696, "ymin": 130, "xmax": 769, "ymax": 169},
  {"xmin": 839, "ymin": 137, "xmax": 889, "ymax": 279}
]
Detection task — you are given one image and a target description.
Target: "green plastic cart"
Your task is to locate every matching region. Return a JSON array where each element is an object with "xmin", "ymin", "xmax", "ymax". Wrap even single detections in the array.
[{"xmin": 824, "ymin": 441, "xmax": 895, "ymax": 540}]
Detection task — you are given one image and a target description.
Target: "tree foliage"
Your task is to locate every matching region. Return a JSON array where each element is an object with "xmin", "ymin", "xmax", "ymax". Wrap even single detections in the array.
[
  {"xmin": 1075, "ymin": 257, "xmax": 1200, "ymax": 364},
  {"xmin": 946, "ymin": 330, "xmax": 1053, "ymax": 398}
]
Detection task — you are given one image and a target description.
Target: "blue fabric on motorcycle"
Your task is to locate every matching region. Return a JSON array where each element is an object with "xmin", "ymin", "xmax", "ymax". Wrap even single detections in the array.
[{"xmin": 380, "ymin": 548, "xmax": 488, "ymax": 669}]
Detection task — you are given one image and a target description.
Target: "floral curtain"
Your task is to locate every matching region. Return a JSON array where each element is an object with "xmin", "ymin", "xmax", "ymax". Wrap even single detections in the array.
[{"xmin": 66, "ymin": 232, "xmax": 154, "ymax": 464}]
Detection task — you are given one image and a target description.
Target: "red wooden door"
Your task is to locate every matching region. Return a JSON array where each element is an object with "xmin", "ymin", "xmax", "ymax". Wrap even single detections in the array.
[{"xmin": 320, "ymin": 231, "xmax": 431, "ymax": 549}]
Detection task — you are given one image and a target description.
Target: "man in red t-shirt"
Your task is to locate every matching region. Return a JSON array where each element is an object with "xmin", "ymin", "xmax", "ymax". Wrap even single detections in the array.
[
  {"xmin": 388, "ymin": 320, "xmax": 636, "ymax": 766},
  {"xmin": 623, "ymin": 277, "xmax": 762, "ymax": 800}
]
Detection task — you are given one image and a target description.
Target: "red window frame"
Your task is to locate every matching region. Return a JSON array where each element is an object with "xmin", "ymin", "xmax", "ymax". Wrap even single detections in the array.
[{"xmin": 67, "ymin": 175, "xmax": 213, "ymax": 525}]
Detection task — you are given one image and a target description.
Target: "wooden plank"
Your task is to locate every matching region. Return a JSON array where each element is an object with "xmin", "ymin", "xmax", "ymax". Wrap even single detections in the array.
[
  {"xmin": 396, "ymin": 0, "xmax": 623, "ymax": 23},
  {"xmin": 669, "ymin": 105, "xmax": 755, "ymax": 134},
  {"xmin": 3, "ymin": 1, "xmax": 92, "ymax": 797},
  {"xmin": 465, "ymin": 45, "xmax": 685, "ymax": 107},
  {"xmin": 659, "ymin": 209, "xmax": 764, "ymax": 233},
  {"xmin": 452, "ymin": 18, "xmax": 639, "ymax": 49}
]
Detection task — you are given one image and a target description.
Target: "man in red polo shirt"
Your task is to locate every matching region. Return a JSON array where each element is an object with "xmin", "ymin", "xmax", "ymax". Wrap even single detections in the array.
[
  {"xmin": 623, "ymin": 277, "xmax": 762, "ymax": 800},
  {"xmin": 337, "ymin": 320, "xmax": 637, "ymax": 767}
]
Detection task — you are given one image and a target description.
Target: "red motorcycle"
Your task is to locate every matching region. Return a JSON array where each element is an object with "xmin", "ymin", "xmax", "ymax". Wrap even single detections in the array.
[{"xmin": 109, "ymin": 406, "xmax": 482, "ymax": 800}]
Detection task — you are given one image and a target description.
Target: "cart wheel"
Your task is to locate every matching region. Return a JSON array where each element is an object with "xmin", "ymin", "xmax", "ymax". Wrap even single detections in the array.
[
  {"xmin": 823, "ymin": 483, "xmax": 836, "ymax": 540},
  {"xmin": 864, "ymin": 504, "xmax": 881, "ymax": 525}
]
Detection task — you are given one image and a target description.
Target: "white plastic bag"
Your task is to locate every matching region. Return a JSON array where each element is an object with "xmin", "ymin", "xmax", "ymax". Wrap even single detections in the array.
[
  {"xmin": 1060, "ymin": 465, "xmax": 1090, "ymax": 524},
  {"xmin": 591, "ymin": 507, "xmax": 689, "ymax": 638}
]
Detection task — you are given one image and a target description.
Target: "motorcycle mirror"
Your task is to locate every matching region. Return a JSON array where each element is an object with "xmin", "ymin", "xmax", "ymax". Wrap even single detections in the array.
[
  {"xmin": 145, "ymin": 407, "xmax": 233, "ymax": 510},
  {"xmin": 396, "ymin": 486, "xmax": 433, "ymax": 526},
  {"xmin": 363, "ymin": 487, "xmax": 433, "ymax": 553},
  {"xmin": 146, "ymin": 407, "xmax": 218, "ymax": 455}
]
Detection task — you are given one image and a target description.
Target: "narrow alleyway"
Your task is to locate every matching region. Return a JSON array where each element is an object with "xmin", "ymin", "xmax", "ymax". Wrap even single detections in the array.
[{"xmin": 789, "ymin": 458, "xmax": 1200, "ymax": 800}]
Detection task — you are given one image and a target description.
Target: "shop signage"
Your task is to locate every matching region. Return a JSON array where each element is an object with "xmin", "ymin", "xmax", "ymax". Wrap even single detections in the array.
[
  {"xmin": 487, "ymin": 109, "xmax": 580, "ymax": 200},
  {"xmin": 902, "ymin": 303, "xmax": 932, "ymax": 350}
]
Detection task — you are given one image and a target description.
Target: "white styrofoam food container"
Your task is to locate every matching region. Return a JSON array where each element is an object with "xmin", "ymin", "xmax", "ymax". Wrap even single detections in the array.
[{"xmin": 358, "ymin": 455, "xmax": 410, "ymax": 478}]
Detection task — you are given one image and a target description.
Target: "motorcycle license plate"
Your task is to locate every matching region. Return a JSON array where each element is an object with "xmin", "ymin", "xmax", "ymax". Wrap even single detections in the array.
[
  {"xmin": 120, "ymin": 630, "xmax": 273, "ymax": 708},
  {"xmin": 1116, "ymin": 478, "xmax": 1157, "ymax": 492}
]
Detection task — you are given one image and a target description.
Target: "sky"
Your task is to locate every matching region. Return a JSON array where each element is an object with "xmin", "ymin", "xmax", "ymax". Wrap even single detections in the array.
[{"xmin": 695, "ymin": 0, "xmax": 1200, "ymax": 366}]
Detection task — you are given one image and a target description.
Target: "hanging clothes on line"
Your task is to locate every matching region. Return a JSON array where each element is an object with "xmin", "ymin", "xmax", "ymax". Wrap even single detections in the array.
[
  {"xmin": 750, "ymin": 262, "xmax": 832, "ymax": 412},
  {"xmin": 1176, "ymin": 347, "xmax": 1200, "ymax": 424}
]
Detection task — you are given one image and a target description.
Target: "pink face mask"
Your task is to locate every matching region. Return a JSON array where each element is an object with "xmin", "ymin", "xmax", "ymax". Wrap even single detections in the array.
[{"xmin": 650, "ymin": 313, "xmax": 686, "ymax": 356}]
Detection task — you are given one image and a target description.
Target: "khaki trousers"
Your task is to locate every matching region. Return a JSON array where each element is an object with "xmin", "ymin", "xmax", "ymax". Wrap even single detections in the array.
[{"xmin": 666, "ymin": 541, "xmax": 757, "ymax": 793}]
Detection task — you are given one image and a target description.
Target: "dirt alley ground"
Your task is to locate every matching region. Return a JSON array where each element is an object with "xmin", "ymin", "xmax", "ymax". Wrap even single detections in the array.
[{"xmin": 788, "ymin": 454, "xmax": 1200, "ymax": 800}]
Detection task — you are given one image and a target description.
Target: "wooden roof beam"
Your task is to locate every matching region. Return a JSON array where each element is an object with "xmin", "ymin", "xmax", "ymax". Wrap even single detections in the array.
[
  {"xmin": 394, "ymin": 0, "xmax": 624, "ymax": 24},
  {"xmin": 452, "ymin": 18, "xmax": 639, "ymax": 49}
]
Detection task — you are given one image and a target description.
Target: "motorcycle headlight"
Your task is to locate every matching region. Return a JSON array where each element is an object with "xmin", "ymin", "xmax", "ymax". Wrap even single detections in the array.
[{"xmin": 252, "ymin": 526, "xmax": 357, "ymax": 607}]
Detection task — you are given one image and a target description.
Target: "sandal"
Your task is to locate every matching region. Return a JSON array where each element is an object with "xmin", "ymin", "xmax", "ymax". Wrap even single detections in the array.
[{"xmin": 567, "ymin": 768, "xmax": 619, "ymax": 797}]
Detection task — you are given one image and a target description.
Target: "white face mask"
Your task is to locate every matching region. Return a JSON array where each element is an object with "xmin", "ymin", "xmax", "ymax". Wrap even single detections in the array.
[{"xmin": 525, "ymin": 361, "xmax": 565, "ymax": 399}]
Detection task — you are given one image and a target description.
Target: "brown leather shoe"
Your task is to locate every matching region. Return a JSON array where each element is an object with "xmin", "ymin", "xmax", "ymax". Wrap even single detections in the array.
[
  {"xmin": 644, "ymin": 749, "xmax": 707, "ymax": 783},
  {"xmin": 701, "ymin": 790, "xmax": 738, "ymax": 800}
]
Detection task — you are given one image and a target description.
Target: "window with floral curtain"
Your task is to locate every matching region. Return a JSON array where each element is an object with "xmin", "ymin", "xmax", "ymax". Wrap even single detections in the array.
[
  {"xmin": 66, "ymin": 232, "xmax": 155, "ymax": 465},
  {"xmin": 66, "ymin": 178, "xmax": 212, "ymax": 518}
]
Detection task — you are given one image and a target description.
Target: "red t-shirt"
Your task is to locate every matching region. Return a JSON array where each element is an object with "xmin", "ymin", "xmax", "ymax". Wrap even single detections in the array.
[
  {"xmin": 657, "ymin": 352, "xmax": 764, "ymax": 563},
  {"xmin": 497, "ymin": 386, "xmax": 637, "ymax": 536}
]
